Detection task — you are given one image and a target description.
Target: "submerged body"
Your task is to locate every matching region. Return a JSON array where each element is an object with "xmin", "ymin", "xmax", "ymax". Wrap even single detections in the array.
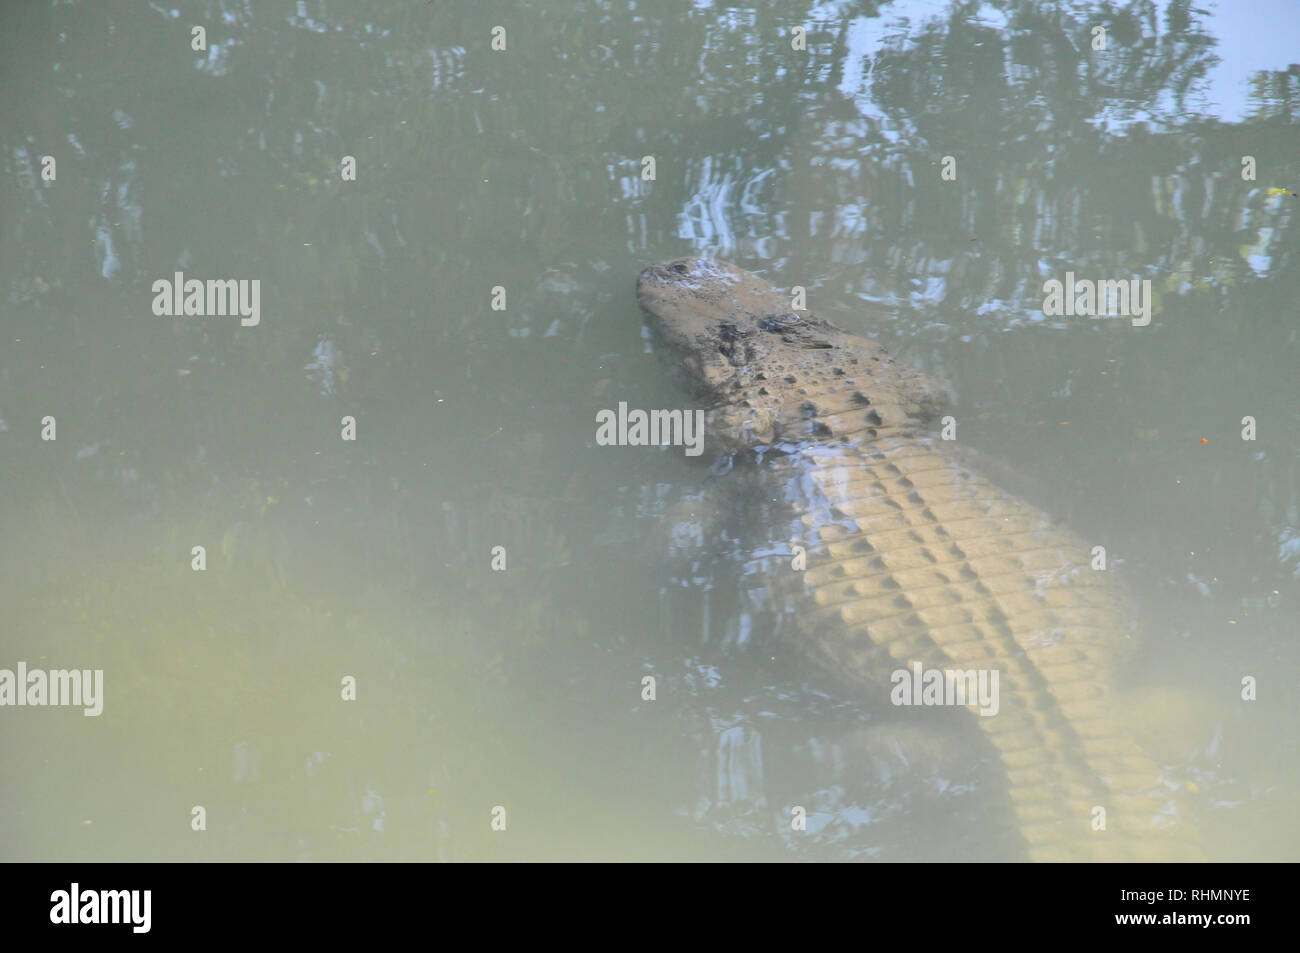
[{"xmin": 637, "ymin": 257, "xmax": 1199, "ymax": 861}]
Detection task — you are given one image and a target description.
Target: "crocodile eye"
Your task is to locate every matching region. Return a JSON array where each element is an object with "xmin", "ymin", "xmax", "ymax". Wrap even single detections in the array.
[{"xmin": 670, "ymin": 262, "xmax": 689, "ymax": 275}]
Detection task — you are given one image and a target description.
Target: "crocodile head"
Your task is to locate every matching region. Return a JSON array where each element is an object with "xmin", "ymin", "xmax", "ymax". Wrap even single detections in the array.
[{"xmin": 638, "ymin": 257, "xmax": 948, "ymax": 452}]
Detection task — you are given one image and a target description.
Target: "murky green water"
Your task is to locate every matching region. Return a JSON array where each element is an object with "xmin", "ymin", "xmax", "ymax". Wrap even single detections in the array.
[{"xmin": 1, "ymin": 0, "xmax": 1296, "ymax": 861}]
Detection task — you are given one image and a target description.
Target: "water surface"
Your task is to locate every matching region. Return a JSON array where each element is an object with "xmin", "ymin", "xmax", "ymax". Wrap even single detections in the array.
[{"xmin": 1, "ymin": 0, "xmax": 1296, "ymax": 861}]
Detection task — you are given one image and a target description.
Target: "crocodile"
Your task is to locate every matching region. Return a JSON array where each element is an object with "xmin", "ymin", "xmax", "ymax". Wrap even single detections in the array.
[{"xmin": 637, "ymin": 256, "xmax": 1201, "ymax": 861}]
